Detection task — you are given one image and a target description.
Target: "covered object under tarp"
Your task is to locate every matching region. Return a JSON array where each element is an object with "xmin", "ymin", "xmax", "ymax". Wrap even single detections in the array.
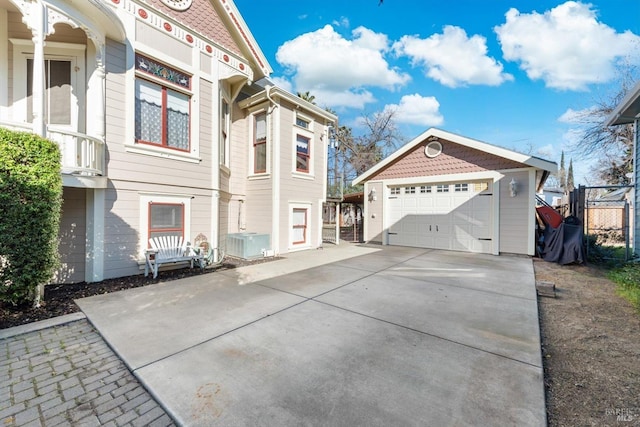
[{"xmin": 539, "ymin": 215, "xmax": 586, "ymax": 265}]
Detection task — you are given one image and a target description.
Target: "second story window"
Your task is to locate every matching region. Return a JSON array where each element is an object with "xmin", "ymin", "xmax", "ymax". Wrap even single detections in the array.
[
  {"xmin": 134, "ymin": 55, "xmax": 191, "ymax": 152},
  {"xmin": 296, "ymin": 134, "xmax": 310, "ymax": 172},
  {"xmin": 220, "ymin": 99, "xmax": 229, "ymax": 166},
  {"xmin": 254, "ymin": 112, "xmax": 267, "ymax": 173}
]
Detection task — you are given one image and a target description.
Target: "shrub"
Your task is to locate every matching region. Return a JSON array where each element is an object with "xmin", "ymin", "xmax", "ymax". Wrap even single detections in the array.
[
  {"xmin": 0, "ymin": 128, "xmax": 62, "ymax": 306},
  {"xmin": 608, "ymin": 262, "xmax": 640, "ymax": 312}
]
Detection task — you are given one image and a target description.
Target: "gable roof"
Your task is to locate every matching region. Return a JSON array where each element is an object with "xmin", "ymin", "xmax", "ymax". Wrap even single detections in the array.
[
  {"xmin": 352, "ymin": 128, "xmax": 557, "ymax": 185},
  {"xmin": 143, "ymin": 0, "xmax": 272, "ymax": 79}
]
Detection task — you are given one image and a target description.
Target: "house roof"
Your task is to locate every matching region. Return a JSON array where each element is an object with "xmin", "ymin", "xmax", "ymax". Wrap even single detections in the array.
[
  {"xmin": 352, "ymin": 128, "xmax": 557, "ymax": 186},
  {"xmin": 606, "ymin": 80, "xmax": 640, "ymax": 126},
  {"xmin": 238, "ymin": 80, "xmax": 338, "ymax": 123}
]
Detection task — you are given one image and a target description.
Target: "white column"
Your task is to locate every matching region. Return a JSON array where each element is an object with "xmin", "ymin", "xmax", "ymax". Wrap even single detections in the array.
[
  {"xmin": 86, "ymin": 42, "xmax": 105, "ymax": 140},
  {"xmin": 31, "ymin": 1, "xmax": 46, "ymax": 136},
  {"xmin": 85, "ymin": 188, "xmax": 105, "ymax": 282}
]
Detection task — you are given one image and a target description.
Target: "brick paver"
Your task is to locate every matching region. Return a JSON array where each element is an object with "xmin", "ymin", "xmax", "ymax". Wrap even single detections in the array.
[{"xmin": 1, "ymin": 320, "xmax": 175, "ymax": 426}]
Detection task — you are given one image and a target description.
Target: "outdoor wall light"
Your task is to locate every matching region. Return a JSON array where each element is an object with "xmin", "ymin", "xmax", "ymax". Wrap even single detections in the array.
[
  {"xmin": 510, "ymin": 178, "xmax": 518, "ymax": 197},
  {"xmin": 368, "ymin": 188, "xmax": 377, "ymax": 202}
]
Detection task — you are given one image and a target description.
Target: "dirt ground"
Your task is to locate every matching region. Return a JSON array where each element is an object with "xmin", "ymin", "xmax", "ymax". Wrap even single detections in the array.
[
  {"xmin": 1, "ymin": 256, "xmax": 639, "ymax": 425},
  {"xmin": 534, "ymin": 258, "xmax": 640, "ymax": 426}
]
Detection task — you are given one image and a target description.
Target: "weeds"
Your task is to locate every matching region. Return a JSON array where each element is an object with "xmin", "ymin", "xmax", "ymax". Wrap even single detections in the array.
[{"xmin": 608, "ymin": 262, "xmax": 640, "ymax": 312}]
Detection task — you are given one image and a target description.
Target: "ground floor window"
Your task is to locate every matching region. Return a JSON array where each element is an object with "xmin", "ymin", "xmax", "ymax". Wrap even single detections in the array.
[
  {"xmin": 149, "ymin": 203, "xmax": 184, "ymax": 240},
  {"xmin": 292, "ymin": 208, "xmax": 307, "ymax": 245},
  {"xmin": 140, "ymin": 194, "xmax": 191, "ymax": 252}
]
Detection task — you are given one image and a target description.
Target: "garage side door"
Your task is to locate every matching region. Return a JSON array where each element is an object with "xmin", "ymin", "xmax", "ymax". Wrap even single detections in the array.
[{"xmin": 387, "ymin": 182, "xmax": 493, "ymax": 253}]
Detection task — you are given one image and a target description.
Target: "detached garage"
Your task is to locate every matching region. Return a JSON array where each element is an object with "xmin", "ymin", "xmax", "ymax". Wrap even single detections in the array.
[{"xmin": 352, "ymin": 128, "xmax": 557, "ymax": 256}]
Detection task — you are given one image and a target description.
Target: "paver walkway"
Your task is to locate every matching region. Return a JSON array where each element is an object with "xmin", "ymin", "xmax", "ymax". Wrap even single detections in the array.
[{"xmin": 1, "ymin": 317, "xmax": 174, "ymax": 427}]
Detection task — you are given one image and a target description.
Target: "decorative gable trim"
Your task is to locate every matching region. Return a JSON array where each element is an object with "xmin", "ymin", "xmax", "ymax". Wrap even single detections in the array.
[
  {"xmin": 353, "ymin": 128, "xmax": 557, "ymax": 185},
  {"xmin": 111, "ymin": 0, "xmax": 254, "ymax": 80}
]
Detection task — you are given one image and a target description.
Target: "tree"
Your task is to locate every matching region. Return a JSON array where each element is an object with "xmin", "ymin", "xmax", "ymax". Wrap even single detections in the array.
[
  {"xmin": 567, "ymin": 159, "xmax": 575, "ymax": 192},
  {"xmin": 568, "ymin": 65, "xmax": 638, "ymax": 185},
  {"xmin": 297, "ymin": 91, "xmax": 316, "ymax": 105},
  {"xmin": 558, "ymin": 151, "xmax": 566, "ymax": 191}
]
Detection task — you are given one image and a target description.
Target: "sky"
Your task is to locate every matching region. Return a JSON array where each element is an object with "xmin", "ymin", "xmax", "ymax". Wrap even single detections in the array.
[{"xmin": 233, "ymin": 0, "xmax": 640, "ymax": 185}]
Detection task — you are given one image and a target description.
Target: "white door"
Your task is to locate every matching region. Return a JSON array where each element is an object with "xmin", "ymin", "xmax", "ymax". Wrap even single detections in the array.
[{"xmin": 387, "ymin": 182, "xmax": 493, "ymax": 253}]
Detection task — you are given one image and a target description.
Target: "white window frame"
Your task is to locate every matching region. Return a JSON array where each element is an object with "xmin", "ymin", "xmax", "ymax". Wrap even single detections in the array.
[
  {"xmin": 292, "ymin": 112, "xmax": 314, "ymax": 178},
  {"xmin": 139, "ymin": 193, "xmax": 191, "ymax": 257},
  {"xmin": 219, "ymin": 92, "xmax": 230, "ymax": 169},
  {"xmin": 124, "ymin": 52, "xmax": 200, "ymax": 164},
  {"xmin": 11, "ymin": 39, "xmax": 85, "ymax": 131},
  {"xmin": 289, "ymin": 203, "xmax": 312, "ymax": 250},
  {"xmin": 249, "ymin": 109, "xmax": 270, "ymax": 177}
]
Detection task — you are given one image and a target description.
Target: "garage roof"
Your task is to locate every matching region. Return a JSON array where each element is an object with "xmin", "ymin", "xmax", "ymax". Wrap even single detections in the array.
[{"xmin": 352, "ymin": 128, "xmax": 557, "ymax": 186}]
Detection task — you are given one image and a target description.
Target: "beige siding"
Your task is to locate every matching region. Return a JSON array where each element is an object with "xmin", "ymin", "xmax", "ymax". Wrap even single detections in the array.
[
  {"xmin": 54, "ymin": 188, "xmax": 86, "ymax": 284},
  {"xmin": 276, "ymin": 103, "xmax": 327, "ymax": 251},
  {"xmin": 136, "ymin": 21, "xmax": 191, "ymax": 65},
  {"xmin": 498, "ymin": 171, "xmax": 530, "ymax": 254},
  {"xmin": 365, "ymin": 182, "xmax": 385, "ymax": 243}
]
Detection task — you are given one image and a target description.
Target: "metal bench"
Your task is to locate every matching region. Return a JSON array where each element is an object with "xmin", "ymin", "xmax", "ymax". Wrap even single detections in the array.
[{"xmin": 144, "ymin": 236, "xmax": 204, "ymax": 279}]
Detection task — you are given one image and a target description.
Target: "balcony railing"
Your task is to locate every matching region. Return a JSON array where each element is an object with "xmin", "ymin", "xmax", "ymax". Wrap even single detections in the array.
[{"xmin": 0, "ymin": 121, "xmax": 105, "ymax": 177}]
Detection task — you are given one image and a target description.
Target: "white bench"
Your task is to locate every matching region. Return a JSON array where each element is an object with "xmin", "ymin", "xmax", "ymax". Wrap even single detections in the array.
[{"xmin": 144, "ymin": 236, "xmax": 204, "ymax": 279}]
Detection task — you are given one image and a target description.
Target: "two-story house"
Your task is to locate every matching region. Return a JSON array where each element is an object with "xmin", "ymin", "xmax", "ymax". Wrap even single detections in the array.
[{"xmin": 0, "ymin": 0, "xmax": 336, "ymax": 284}]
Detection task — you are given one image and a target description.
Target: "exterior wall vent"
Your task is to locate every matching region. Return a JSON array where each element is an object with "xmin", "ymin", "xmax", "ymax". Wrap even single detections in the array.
[{"xmin": 226, "ymin": 233, "xmax": 271, "ymax": 259}]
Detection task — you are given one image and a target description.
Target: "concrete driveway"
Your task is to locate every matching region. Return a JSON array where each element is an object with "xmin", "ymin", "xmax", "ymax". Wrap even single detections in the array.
[{"xmin": 77, "ymin": 244, "xmax": 545, "ymax": 426}]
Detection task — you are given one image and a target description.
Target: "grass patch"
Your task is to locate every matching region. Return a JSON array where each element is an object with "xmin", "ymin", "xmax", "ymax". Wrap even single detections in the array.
[{"xmin": 608, "ymin": 262, "xmax": 640, "ymax": 312}]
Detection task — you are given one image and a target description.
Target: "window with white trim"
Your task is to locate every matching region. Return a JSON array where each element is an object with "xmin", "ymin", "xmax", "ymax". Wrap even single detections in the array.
[
  {"xmin": 390, "ymin": 187, "xmax": 401, "ymax": 195},
  {"xmin": 405, "ymin": 186, "xmax": 416, "ymax": 194},
  {"xmin": 296, "ymin": 134, "xmax": 310, "ymax": 172},
  {"xmin": 292, "ymin": 208, "xmax": 307, "ymax": 245},
  {"xmin": 254, "ymin": 112, "xmax": 267, "ymax": 173},
  {"xmin": 420, "ymin": 185, "xmax": 431, "ymax": 193},
  {"xmin": 139, "ymin": 194, "xmax": 191, "ymax": 252},
  {"xmin": 454, "ymin": 183, "xmax": 469, "ymax": 192},
  {"xmin": 220, "ymin": 98, "xmax": 230, "ymax": 166},
  {"xmin": 148, "ymin": 203, "xmax": 184, "ymax": 240},
  {"xmin": 436, "ymin": 184, "xmax": 450, "ymax": 193},
  {"xmin": 135, "ymin": 55, "xmax": 191, "ymax": 152}
]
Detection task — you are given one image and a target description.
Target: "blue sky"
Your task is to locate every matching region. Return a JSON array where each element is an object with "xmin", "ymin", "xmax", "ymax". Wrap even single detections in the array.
[{"xmin": 233, "ymin": 1, "xmax": 640, "ymax": 184}]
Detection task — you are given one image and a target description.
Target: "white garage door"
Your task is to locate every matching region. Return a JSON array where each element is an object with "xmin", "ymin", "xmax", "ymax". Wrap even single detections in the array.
[{"xmin": 387, "ymin": 182, "xmax": 493, "ymax": 253}]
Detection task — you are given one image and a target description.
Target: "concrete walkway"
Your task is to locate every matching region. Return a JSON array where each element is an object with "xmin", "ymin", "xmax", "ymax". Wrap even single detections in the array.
[{"xmin": 77, "ymin": 244, "xmax": 546, "ymax": 426}]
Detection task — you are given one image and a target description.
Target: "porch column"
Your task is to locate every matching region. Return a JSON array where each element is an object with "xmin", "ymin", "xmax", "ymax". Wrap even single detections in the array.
[
  {"xmin": 86, "ymin": 42, "xmax": 106, "ymax": 141},
  {"xmin": 86, "ymin": 188, "xmax": 105, "ymax": 282},
  {"xmin": 31, "ymin": 1, "xmax": 46, "ymax": 137}
]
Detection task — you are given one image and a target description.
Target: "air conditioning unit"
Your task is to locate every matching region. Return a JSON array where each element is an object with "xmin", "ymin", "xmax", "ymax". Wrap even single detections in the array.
[{"xmin": 226, "ymin": 233, "xmax": 271, "ymax": 260}]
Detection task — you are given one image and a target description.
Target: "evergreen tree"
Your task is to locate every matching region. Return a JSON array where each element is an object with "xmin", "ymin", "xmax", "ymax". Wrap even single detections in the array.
[
  {"xmin": 567, "ymin": 159, "xmax": 575, "ymax": 192},
  {"xmin": 558, "ymin": 151, "xmax": 567, "ymax": 191}
]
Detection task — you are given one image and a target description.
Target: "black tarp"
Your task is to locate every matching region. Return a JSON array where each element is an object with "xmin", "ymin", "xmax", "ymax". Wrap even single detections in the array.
[{"xmin": 541, "ymin": 217, "xmax": 585, "ymax": 265}]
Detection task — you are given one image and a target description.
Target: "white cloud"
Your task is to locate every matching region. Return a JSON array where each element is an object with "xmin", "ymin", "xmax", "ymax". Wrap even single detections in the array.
[
  {"xmin": 275, "ymin": 25, "xmax": 410, "ymax": 109},
  {"xmin": 270, "ymin": 76, "xmax": 293, "ymax": 93},
  {"xmin": 383, "ymin": 94, "xmax": 444, "ymax": 126},
  {"xmin": 332, "ymin": 16, "xmax": 349, "ymax": 28},
  {"xmin": 393, "ymin": 25, "xmax": 514, "ymax": 88},
  {"xmin": 536, "ymin": 143, "xmax": 556, "ymax": 159},
  {"xmin": 495, "ymin": 1, "xmax": 640, "ymax": 91}
]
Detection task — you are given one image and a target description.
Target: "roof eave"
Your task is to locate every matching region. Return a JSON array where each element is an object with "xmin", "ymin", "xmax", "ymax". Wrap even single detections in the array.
[{"xmin": 606, "ymin": 80, "xmax": 640, "ymax": 126}]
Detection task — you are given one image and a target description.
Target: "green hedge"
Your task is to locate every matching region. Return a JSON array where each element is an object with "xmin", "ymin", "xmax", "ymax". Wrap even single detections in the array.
[{"xmin": 0, "ymin": 128, "xmax": 62, "ymax": 306}]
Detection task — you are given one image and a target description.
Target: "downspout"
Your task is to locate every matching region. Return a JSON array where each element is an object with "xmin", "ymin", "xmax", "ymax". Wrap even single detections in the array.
[{"xmin": 266, "ymin": 86, "xmax": 280, "ymax": 254}]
